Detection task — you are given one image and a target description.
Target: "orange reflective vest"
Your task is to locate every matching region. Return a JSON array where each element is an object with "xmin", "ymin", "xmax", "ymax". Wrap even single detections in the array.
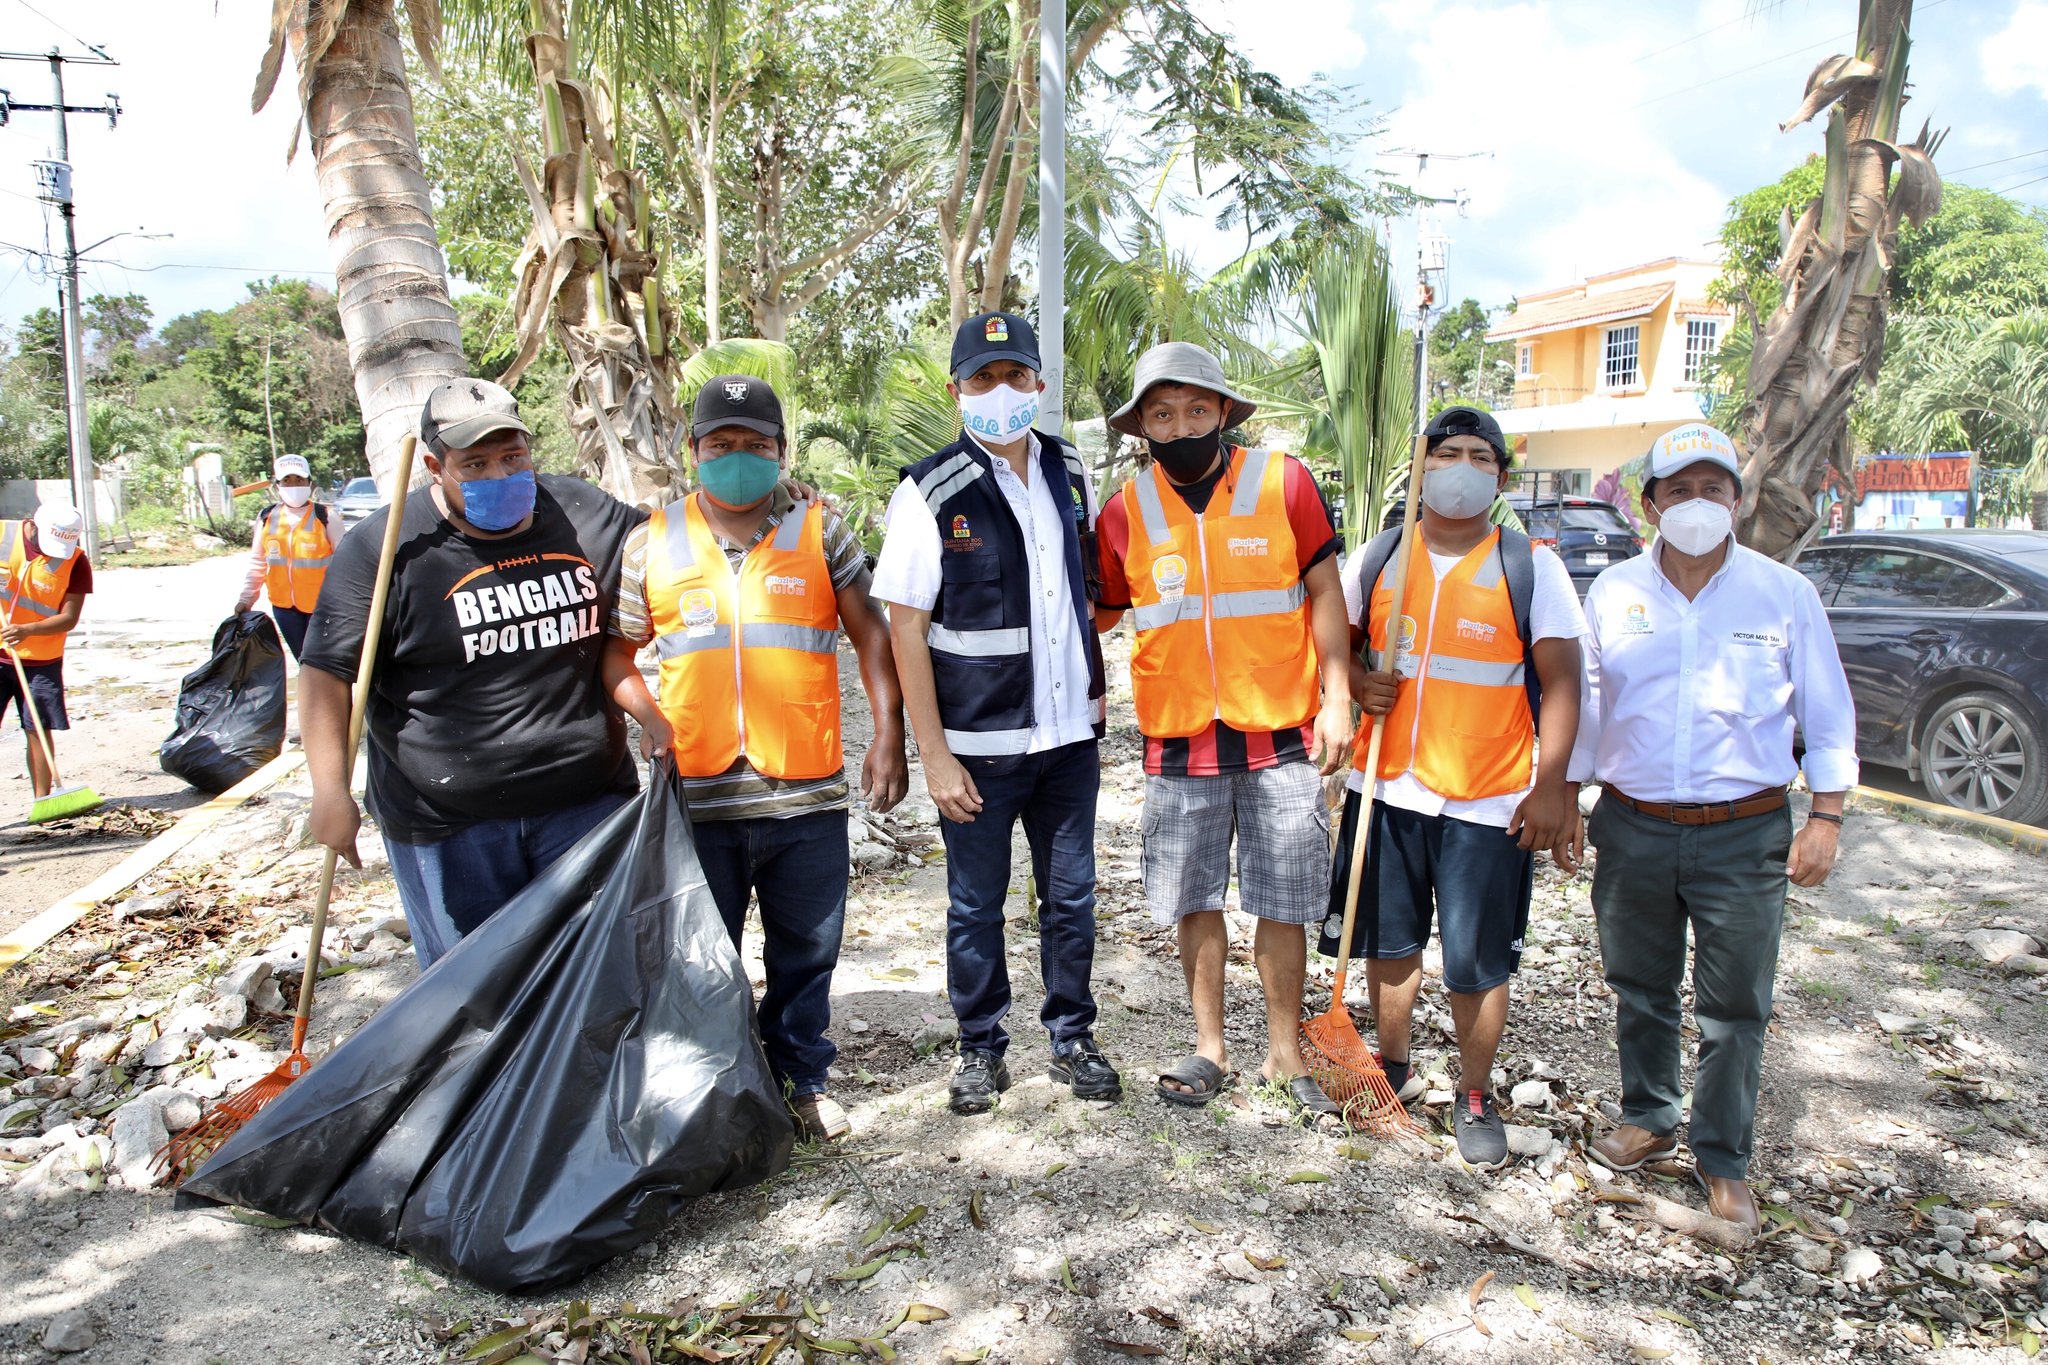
[
  {"xmin": 261, "ymin": 504, "xmax": 335, "ymax": 611},
  {"xmin": 645, "ymin": 493, "xmax": 842, "ymax": 780},
  {"xmin": 0, "ymin": 520, "xmax": 79, "ymax": 663},
  {"xmin": 1118, "ymin": 446, "xmax": 1318, "ymax": 739},
  {"xmin": 1358, "ymin": 530, "xmax": 1533, "ymax": 801}
]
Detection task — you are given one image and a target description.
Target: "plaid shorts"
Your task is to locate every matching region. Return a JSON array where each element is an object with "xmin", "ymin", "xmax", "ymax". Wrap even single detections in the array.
[{"xmin": 1141, "ymin": 761, "xmax": 1330, "ymax": 927}]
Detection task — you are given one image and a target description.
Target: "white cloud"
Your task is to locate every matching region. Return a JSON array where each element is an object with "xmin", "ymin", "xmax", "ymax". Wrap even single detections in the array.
[
  {"xmin": 1192, "ymin": 0, "xmax": 1369, "ymax": 86},
  {"xmin": 1981, "ymin": 2, "xmax": 2048, "ymax": 98}
]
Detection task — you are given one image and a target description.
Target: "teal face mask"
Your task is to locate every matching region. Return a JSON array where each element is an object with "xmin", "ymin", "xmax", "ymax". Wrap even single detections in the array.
[{"xmin": 697, "ymin": 452, "xmax": 781, "ymax": 507}]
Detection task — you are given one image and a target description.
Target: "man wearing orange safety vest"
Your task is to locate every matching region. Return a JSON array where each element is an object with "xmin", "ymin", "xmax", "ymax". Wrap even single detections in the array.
[
  {"xmin": 1094, "ymin": 342, "xmax": 1356, "ymax": 1121},
  {"xmin": 606, "ymin": 375, "xmax": 907, "ymax": 1144},
  {"xmin": 1, "ymin": 503, "xmax": 92, "ymax": 800},
  {"xmin": 236, "ymin": 453, "xmax": 342, "ymax": 660},
  {"xmin": 1328, "ymin": 406, "xmax": 1585, "ymax": 1169}
]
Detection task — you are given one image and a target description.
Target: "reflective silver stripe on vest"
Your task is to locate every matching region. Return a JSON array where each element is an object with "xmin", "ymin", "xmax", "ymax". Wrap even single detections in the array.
[
  {"xmin": 1130, "ymin": 596, "xmax": 1204, "ymax": 632},
  {"xmin": 1425, "ymin": 655, "xmax": 1525, "ymax": 687},
  {"xmin": 919, "ymin": 453, "xmax": 984, "ymax": 514},
  {"xmin": 266, "ymin": 555, "xmax": 331, "ymax": 569},
  {"xmin": 1470, "ymin": 540, "xmax": 1506, "ymax": 590},
  {"xmin": 1209, "ymin": 582, "xmax": 1306, "ymax": 620},
  {"xmin": 1133, "ymin": 470, "xmax": 1172, "ymax": 547},
  {"xmin": 659, "ymin": 496, "xmax": 697, "ymax": 570},
  {"xmin": 1230, "ymin": 447, "xmax": 1273, "ymax": 516},
  {"xmin": 744, "ymin": 623, "xmax": 837, "ymax": 654},
  {"xmin": 773, "ymin": 499, "xmax": 812, "ymax": 549},
  {"xmin": 654, "ymin": 625, "xmax": 735, "ymax": 657},
  {"xmin": 8, "ymin": 594, "xmax": 56, "ymax": 618},
  {"xmin": 927, "ymin": 624, "xmax": 1030, "ymax": 656},
  {"xmin": 944, "ymin": 726, "xmax": 1032, "ymax": 756}
]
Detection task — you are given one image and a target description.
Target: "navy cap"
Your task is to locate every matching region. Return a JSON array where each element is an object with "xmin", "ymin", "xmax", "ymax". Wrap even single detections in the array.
[
  {"xmin": 1425, "ymin": 405, "xmax": 1507, "ymax": 459},
  {"xmin": 691, "ymin": 374, "xmax": 785, "ymax": 440},
  {"xmin": 950, "ymin": 311, "xmax": 1040, "ymax": 382}
]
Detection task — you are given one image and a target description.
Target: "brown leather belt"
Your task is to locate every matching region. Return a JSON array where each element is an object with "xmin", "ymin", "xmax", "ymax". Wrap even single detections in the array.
[{"xmin": 1604, "ymin": 785, "xmax": 1788, "ymax": 826}]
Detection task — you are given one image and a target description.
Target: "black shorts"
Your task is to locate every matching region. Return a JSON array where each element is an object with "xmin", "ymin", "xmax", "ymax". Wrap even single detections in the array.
[
  {"xmin": 0, "ymin": 657, "xmax": 67, "ymax": 733},
  {"xmin": 1318, "ymin": 792, "xmax": 1532, "ymax": 994}
]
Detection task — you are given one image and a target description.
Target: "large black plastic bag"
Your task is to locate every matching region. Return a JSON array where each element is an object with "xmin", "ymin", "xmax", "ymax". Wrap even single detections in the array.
[
  {"xmin": 177, "ymin": 759, "xmax": 795, "ymax": 1293},
  {"xmin": 158, "ymin": 611, "xmax": 287, "ymax": 792}
]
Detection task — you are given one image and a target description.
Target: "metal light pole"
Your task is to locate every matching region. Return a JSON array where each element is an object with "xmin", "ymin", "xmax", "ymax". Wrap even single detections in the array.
[
  {"xmin": 51, "ymin": 56, "xmax": 95, "ymax": 561},
  {"xmin": 1038, "ymin": 0, "xmax": 1066, "ymax": 438}
]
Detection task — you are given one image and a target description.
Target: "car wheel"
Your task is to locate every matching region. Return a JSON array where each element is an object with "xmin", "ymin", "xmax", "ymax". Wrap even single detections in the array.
[{"xmin": 1919, "ymin": 690, "xmax": 2048, "ymax": 826}]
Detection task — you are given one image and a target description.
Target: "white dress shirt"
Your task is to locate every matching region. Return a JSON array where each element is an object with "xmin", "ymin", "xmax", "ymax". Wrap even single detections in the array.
[
  {"xmin": 1568, "ymin": 539, "xmax": 1858, "ymax": 802},
  {"xmin": 872, "ymin": 431, "xmax": 1100, "ymax": 754}
]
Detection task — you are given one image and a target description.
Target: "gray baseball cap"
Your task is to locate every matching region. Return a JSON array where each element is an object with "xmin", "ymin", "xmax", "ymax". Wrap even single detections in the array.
[
  {"xmin": 419, "ymin": 378, "xmax": 531, "ymax": 453},
  {"xmin": 1106, "ymin": 341, "xmax": 1258, "ymax": 437}
]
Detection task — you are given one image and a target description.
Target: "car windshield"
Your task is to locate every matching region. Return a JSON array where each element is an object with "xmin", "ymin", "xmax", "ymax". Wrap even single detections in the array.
[
  {"xmin": 1559, "ymin": 506, "xmax": 1631, "ymax": 533},
  {"xmin": 1518, "ymin": 503, "xmax": 1633, "ymax": 536},
  {"xmin": 343, "ymin": 478, "xmax": 377, "ymax": 497}
]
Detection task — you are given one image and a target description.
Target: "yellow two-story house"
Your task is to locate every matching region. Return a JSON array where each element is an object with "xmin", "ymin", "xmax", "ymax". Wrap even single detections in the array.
[{"xmin": 1485, "ymin": 257, "xmax": 1731, "ymax": 483}]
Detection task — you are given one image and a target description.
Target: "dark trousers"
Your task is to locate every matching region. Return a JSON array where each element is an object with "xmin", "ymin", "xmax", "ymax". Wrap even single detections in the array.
[
  {"xmin": 938, "ymin": 739, "xmax": 1101, "ymax": 1057},
  {"xmin": 693, "ymin": 809, "xmax": 849, "ymax": 1097},
  {"xmin": 272, "ymin": 606, "xmax": 312, "ymax": 661},
  {"xmin": 1589, "ymin": 795, "xmax": 1793, "ymax": 1179}
]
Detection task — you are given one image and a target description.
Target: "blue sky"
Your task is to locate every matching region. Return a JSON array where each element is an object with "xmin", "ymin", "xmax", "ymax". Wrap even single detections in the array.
[{"xmin": 1, "ymin": 0, "xmax": 2044, "ymax": 335}]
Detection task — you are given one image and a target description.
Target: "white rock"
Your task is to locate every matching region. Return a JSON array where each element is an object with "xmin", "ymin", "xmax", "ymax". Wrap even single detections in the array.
[
  {"xmin": 140, "ymin": 1033, "xmax": 195, "ymax": 1069},
  {"xmin": 17, "ymin": 1046, "xmax": 58, "ymax": 1074},
  {"xmin": 1839, "ymin": 1247, "xmax": 1884, "ymax": 1284},
  {"xmin": 160, "ymin": 1092, "xmax": 202, "ymax": 1134},
  {"xmin": 911, "ymin": 1019, "xmax": 959, "ymax": 1055},
  {"xmin": 1787, "ymin": 1237, "xmax": 1832, "ymax": 1273},
  {"xmin": 2003, "ymin": 954, "xmax": 2048, "ymax": 977},
  {"xmin": 163, "ymin": 996, "xmax": 248, "ymax": 1038},
  {"xmin": 1873, "ymin": 1011, "xmax": 1934, "ymax": 1036},
  {"xmin": 214, "ymin": 958, "xmax": 283, "ymax": 1013},
  {"xmin": 109, "ymin": 1093, "xmax": 171, "ymax": 1190},
  {"xmin": 1504, "ymin": 1124, "xmax": 1555, "ymax": 1159},
  {"xmin": 1963, "ymin": 928, "xmax": 2039, "ymax": 966},
  {"xmin": 1509, "ymin": 1079, "xmax": 1554, "ymax": 1111},
  {"xmin": 41, "ymin": 1309, "xmax": 94, "ymax": 1354},
  {"xmin": 1934, "ymin": 1250, "xmax": 1962, "ymax": 1281},
  {"xmin": 2025, "ymin": 1220, "xmax": 2048, "ymax": 1248},
  {"xmin": 850, "ymin": 841, "xmax": 897, "ymax": 872},
  {"xmin": 74, "ymin": 1032, "xmax": 126, "ymax": 1066}
]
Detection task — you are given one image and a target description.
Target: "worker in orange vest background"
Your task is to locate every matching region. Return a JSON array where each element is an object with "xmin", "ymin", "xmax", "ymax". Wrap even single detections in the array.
[
  {"xmin": 235, "ymin": 453, "xmax": 342, "ymax": 659},
  {"xmin": 605, "ymin": 374, "xmax": 907, "ymax": 1144},
  {"xmin": 1, "ymin": 503, "xmax": 92, "ymax": 799},
  {"xmin": 1094, "ymin": 341, "xmax": 1357, "ymax": 1122}
]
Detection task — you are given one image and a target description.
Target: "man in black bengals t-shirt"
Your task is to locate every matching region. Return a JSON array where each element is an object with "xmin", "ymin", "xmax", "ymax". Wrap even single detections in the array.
[{"xmin": 302, "ymin": 378, "xmax": 647, "ymax": 966}]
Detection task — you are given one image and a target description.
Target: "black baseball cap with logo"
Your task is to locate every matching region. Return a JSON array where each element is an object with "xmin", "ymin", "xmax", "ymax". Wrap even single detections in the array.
[
  {"xmin": 1424, "ymin": 405, "xmax": 1508, "ymax": 461},
  {"xmin": 691, "ymin": 374, "xmax": 786, "ymax": 440},
  {"xmin": 950, "ymin": 311, "xmax": 1041, "ymax": 382}
]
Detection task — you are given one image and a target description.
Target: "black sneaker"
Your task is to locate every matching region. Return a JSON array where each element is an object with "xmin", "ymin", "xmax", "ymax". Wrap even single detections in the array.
[
  {"xmin": 1375, "ymin": 1052, "xmax": 1426, "ymax": 1105},
  {"xmin": 1455, "ymin": 1090, "xmax": 1509, "ymax": 1169},
  {"xmin": 1049, "ymin": 1038, "xmax": 1122, "ymax": 1101},
  {"xmin": 949, "ymin": 1048, "xmax": 1012, "ymax": 1115}
]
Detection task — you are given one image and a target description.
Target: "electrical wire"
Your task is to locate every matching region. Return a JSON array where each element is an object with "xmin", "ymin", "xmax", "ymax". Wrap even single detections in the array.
[
  {"xmin": 73, "ymin": 256, "xmax": 335, "ymax": 276},
  {"xmin": 1994, "ymin": 170, "xmax": 2048, "ymax": 197},
  {"xmin": 4, "ymin": 0, "xmax": 104, "ymax": 60},
  {"xmin": 1942, "ymin": 147, "xmax": 2048, "ymax": 177},
  {"xmin": 1628, "ymin": 0, "xmax": 1955, "ymax": 114}
]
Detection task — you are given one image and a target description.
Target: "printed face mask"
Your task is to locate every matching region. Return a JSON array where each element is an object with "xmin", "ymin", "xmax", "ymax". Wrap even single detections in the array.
[
  {"xmin": 279, "ymin": 485, "xmax": 313, "ymax": 508},
  {"xmin": 1146, "ymin": 429, "xmax": 1223, "ymax": 482},
  {"xmin": 1420, "ymin": 460, "xmax": 1498, "ymax": 520},
  {"xmin": 958, "ymin": 383, "xmax": 1041, "ymax": 442},
  {"xmin": 1656, "ymin": 497, "xmax": 1733, "ymax": 556},
  {"xmin": 697, "ymin": 451, "xmax": 782, "ymax": 507},
  {"xmin": 454, "ymin": 468, "xmax": 537, "ymax": 532}
]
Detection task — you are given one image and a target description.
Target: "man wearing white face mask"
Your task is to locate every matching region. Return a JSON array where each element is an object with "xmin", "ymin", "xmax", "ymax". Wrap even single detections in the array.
[
  {"xmin": 1567, "ymin": 422, "xmax": 1856, "ymax": 1233},
  {"xmin": 873, "ymin": 311, "xmax": 1120, "ymax": 1117},
  {"xmin": 1335, "ymin": 406, "xmax": 1586, "ymax": 1168},
  {"xmin": 236, "ymin": 453, "xmax": 344, "ymax": 660}
]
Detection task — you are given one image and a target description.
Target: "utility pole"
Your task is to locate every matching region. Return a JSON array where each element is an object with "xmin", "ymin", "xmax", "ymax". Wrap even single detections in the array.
[
  {"xmin": 1385, "ymin": 150, "xmax": 1481, "ymax": 443},
  {"xmin": 3, "ymin": 47, "xmax": 121, "ymax": 562},
  {"xmin": 1037, "ymin": 0, "xmax": 1067, "ymax": 439}
]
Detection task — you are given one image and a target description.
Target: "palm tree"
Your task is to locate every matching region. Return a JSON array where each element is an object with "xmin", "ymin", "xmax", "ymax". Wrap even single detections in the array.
[
  {"xmin": 1894, "ymin": 310, "xmax": 2048, "ymax": 529},
  {"xmin": 1733, "ymin": 0, "xmax": 1942, "ymax": 558},
  {"xmin": 253, "ymin": 1, "xmax": 466, "ymax": 492}
]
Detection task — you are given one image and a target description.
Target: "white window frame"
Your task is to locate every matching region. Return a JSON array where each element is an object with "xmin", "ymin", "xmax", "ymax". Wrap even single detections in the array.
[
  {"xmin": 1516, "ymin": 344, "xmax": 1534, "ymax": 379},
  {"xmin": 1682, "ymin": 317, "xmax": 1721, "ymax": 384},
  {"xmin": 1600, "ymin": 323, "xmax": 1641, "ymax": 391}
]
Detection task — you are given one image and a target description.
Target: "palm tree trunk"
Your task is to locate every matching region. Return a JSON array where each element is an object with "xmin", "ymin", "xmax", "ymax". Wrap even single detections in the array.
[{"xmin": 296, "ymin": 0, "xmax": 465, "ymax": 493}]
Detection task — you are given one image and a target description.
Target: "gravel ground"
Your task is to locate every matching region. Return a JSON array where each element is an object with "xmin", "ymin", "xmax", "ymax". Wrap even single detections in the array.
[{"xmin": 1, "ymin": 635, "xmax": 2045, "ymax": 1364}]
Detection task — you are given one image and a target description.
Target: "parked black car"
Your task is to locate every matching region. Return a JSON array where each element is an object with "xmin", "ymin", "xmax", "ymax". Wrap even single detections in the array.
[
  {"xmin": 1794, "ymin": 530, "xmax": 2048, "ymax": 826},
  {"xmin": 1505, "ymin": 493, "xmax": 1644, "ymax": 597}
]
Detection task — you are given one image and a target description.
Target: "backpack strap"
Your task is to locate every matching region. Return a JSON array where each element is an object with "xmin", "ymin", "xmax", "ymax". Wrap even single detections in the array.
[
  {"xmin": 1493, "ymin": 526, "xmax": 1543, "ymax": 729},
  {"xmin": 1349, "ymin": 525, "xmax": 1406, "ymax": 667}
]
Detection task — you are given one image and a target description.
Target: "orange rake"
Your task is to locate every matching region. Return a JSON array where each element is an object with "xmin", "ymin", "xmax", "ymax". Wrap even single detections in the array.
[
  {"xmin": 1301, "ymin": 433, "xmax": 1427, "ymax": 1139},
  {"xmin": 156, "ymin": 437, "xmax": 417, "ymax": 1185}
]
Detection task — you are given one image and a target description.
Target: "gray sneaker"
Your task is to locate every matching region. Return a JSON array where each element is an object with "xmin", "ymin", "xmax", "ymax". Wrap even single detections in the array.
[{"xmin": 1454, "ymin": 1090, "xmax": 1509, "ymax": 1169}]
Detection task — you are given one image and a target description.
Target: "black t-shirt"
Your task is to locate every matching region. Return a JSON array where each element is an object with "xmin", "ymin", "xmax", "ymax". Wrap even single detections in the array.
[{"xmin": 302, "ymin": 475, "xmax": 648, "ymax": 843}]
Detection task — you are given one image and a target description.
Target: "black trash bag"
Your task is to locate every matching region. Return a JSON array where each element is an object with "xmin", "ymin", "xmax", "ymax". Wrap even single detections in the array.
[
  {"xmin": 176, "ymin": 759, "xmax": 795, "ymax": 1294},
  {"xmin": 158, "ymin": 611, "xmax": 287, "ymax": 793}
]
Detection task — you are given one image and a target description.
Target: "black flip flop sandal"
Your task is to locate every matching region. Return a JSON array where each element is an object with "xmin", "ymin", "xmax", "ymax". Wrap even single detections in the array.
[
  {"xmin": 1156, "ymin": 1055, "xmax": 1231, "ymax": 1107},
  {"xmin": 1264, "ymin": 1072, "xmax": 1344, "ymax": 1123}
]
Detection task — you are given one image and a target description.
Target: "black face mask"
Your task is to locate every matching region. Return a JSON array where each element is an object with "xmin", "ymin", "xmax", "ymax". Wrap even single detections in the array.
[{"xmin": 1146, "ymin": 428, "xmax": 1223, "ymax": 482}]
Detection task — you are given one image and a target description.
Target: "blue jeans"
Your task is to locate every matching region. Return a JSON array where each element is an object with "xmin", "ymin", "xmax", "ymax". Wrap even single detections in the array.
[
  {"xmin": 938, "ymin": 740, "xmax": 1101, "ymax": 1058},
  {"xmin": 383, "ymin": 789, "xmax": 634, "ymax": 968},
  {"xmin": 693, "ymin": 809, "xmax": 849, "ymax": 1096}
]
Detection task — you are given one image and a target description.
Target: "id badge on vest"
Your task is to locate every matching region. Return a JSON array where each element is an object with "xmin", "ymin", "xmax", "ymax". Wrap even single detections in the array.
[{"xmin": 680, "ymin": 586, "xmax": 719, "ymax": 638}]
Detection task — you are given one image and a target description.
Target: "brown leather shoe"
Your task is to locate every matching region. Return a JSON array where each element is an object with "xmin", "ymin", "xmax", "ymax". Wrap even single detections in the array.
[
  {"xmin": 1699, "ymin": 1173, "xmax": 1761, "ymax": 1233},
  {"xmin": 1588, "ymin": 1123, "xmax": 1680, "ymax": 1173}
]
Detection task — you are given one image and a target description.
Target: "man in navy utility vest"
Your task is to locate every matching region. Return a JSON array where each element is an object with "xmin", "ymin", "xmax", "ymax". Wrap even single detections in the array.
[{"xmin": 873, "ymin": 311, "xmax": 1120, "ymax": 1116}]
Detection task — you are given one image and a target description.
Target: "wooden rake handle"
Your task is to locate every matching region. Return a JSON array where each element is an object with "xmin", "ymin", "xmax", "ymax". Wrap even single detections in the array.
[{"xmin": 289, "ymin": 436, "xmax": 418, "ymax": 1041}]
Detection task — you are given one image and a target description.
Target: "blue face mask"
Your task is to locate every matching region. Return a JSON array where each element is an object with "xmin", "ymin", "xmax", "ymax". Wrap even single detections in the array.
[
  {"xmin": 697, "ymin": 451, "xmax": 782, "ymax": 507},
  {"xmin": 455, "ymin": 468, "xmax": 537, "ymax": 532}
]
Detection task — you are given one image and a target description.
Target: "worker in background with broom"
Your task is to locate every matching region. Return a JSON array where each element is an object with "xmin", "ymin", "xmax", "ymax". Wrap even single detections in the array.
[
  {"xmin": 1326, "ymin": 407, "xmax": 1584, "ymax": 1169},
  {"xmin": 1094, "ymin": 342, "xmax": 1355, "ymax": 1122},
  {"xmin": 1, "ymin": 502, "xmax": 100, "ymax": 821}
]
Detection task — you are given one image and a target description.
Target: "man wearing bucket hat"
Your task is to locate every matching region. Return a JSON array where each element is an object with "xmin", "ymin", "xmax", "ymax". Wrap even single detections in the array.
[
  {"xmin": 235, "ymin": 452, "xmax": 344, "ymax": 660},
  {"xmin": 302, "ymin": 378, "xmax": 646, "ymax": 965},
  {"xmin": 1, "ymin": 503, "xmax": 92, "ymax": 799},
  {"xmin": 1567, "ymin": 422, "xmax": 1856, "ymax": 1231},
  {"xmin": 872, "ymin": 311, "xmax": 1121, "ymax": 1117},
  {"xmin": 1093, "ymin": 341, "xmax": 1354, "ymax": 1119}
]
